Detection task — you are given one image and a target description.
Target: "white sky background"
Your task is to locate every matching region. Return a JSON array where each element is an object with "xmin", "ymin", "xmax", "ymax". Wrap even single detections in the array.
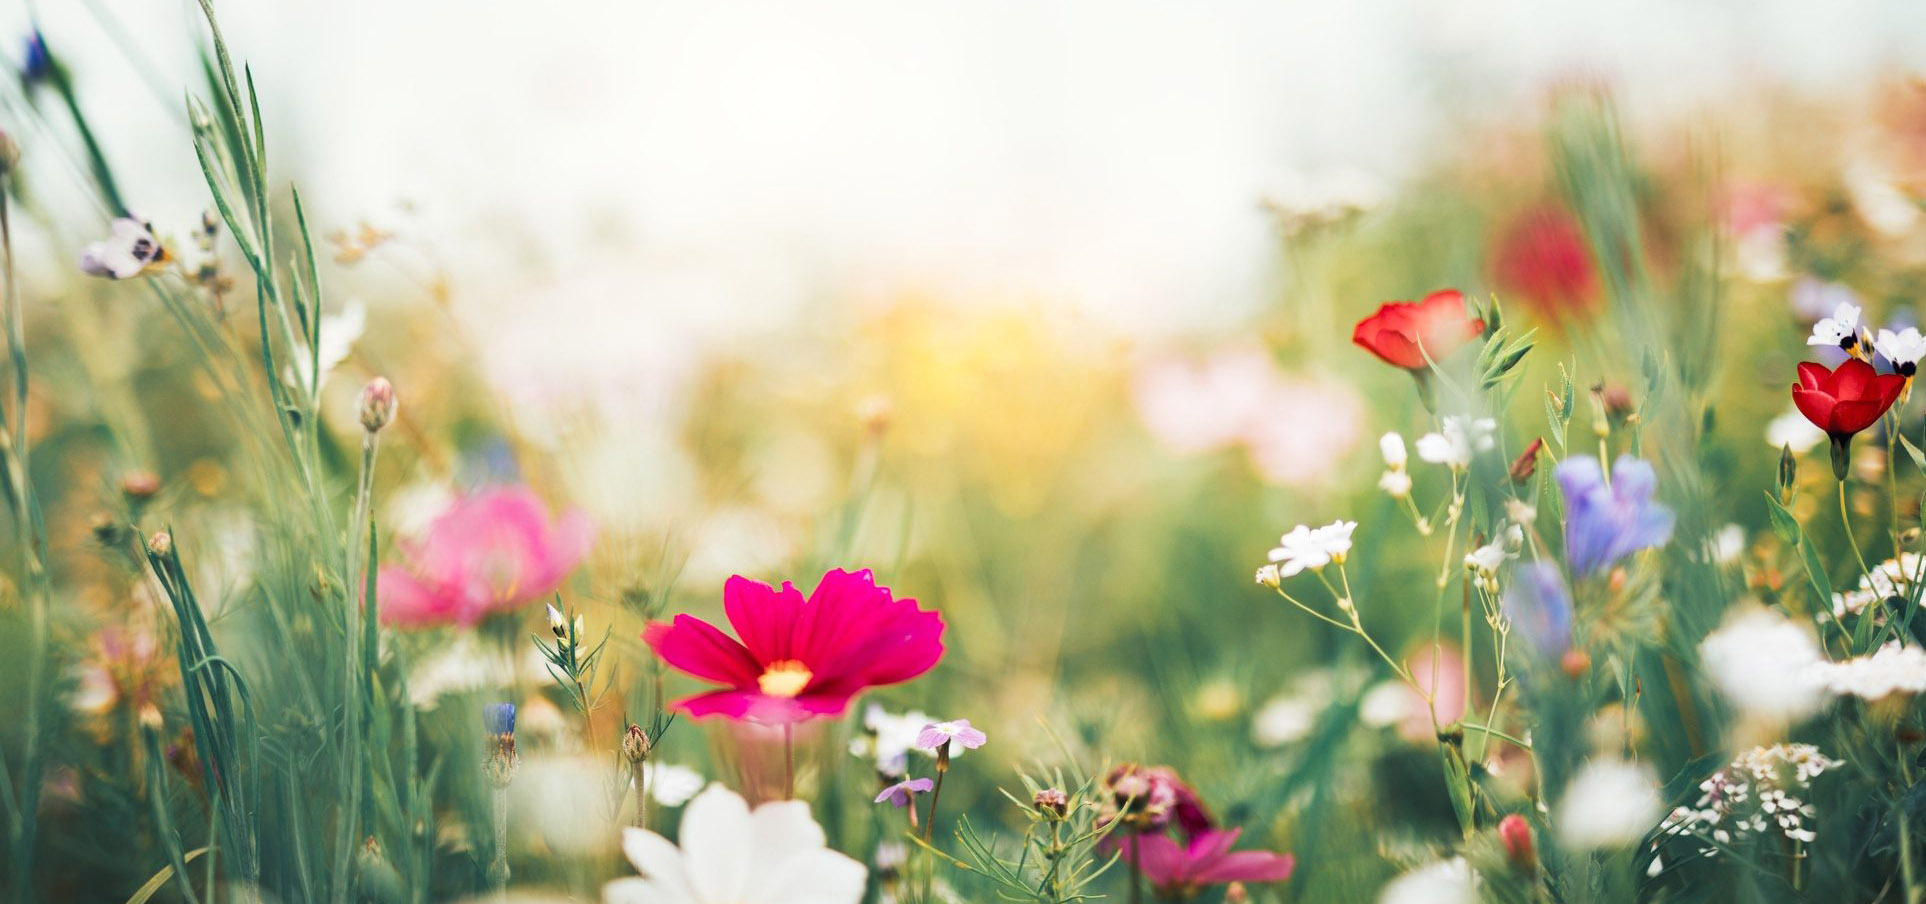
[{"xmin": 6, "ymin": 0, "xmax": 1926, "ymax": 397}]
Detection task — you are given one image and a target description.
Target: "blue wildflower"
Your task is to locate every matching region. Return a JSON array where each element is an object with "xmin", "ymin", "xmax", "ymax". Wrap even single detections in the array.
[
  {"xmin": 1556, "ymin": 455, "xmax": 1675, "ymax": 576},
  {"xmin": 1503, "ymin": 562, "xmax": 1573, "ymax": 660},
  {"xmin": 20, "ymin": 31, "xmax": 50, "ymax": 85},
  {"xmin": 483, "ymin": 702, "xmax": 516, "ymax": 737}
]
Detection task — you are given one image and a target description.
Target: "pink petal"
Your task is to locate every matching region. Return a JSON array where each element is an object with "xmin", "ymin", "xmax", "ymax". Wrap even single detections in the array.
[
  {"xmin": 644, "ymin": 615, "xmax": 762, "ymax": 686},
  {"xmin": 1194, "ymin": 851, "xmax": 1296, "ymax": 884},
  {"xmin": 376, "ymin": 568, "xmax": 464, "ymax": 628},
  {"xmin": 1121, "ymin": 833, "xmax": 1187, "ymax": 885},
  {"xmin": 724, "ymin": 575, "xmax": 805, "ymax": 664}
]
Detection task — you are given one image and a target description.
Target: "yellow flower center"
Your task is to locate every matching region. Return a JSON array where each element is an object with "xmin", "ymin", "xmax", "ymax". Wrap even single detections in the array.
[{"xmin": 757, "ymin": 660, "xmax": 813, "ymax": 698}]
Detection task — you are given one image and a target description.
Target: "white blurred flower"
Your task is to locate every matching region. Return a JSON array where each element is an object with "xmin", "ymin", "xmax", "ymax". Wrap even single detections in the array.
[
  {"xmin": 291, "ymin": 299, "xmax": 367, "ymax": 392},
  {"xmin": 1807, "ymin": 300, "xmax": 1865, "ymax": 354},
  {"xmin": 1378, "ymin": 469, "xmax": 1413, "ymax": 498},
  {"xmin": 1133, "ymin": 348, "xmax": 1278, "ymax": 455},
  {"xmin": 1556, "ymin": 759, "xmax": 1662, "ymax": 850},
  {"xmin": 79, "ymin": 218, "xmax": 167, "ymax": 279},
  {"xmin": 1378, "ymin": 858, "xmax": 1476, "ymax": 904},
  {"xmin": 1807, "ymin": 642, "xmax": 1926, "ymax": 700},
  {"xmin": 1765, "ymin": 406, "xmax": 1827, "ymax": 454},
  {"xmin": 850, "ymin": 705, "xmax": 962, "ymax": 778},
  {"xmin": 604, "ymin": 785, "xmax": 864, "ymax": 904},
  {"xmin": 1358, "ymin": 680, "xmax": 1410, "ymax": 728},
  {"xmin": 1379, "ymin": 432, "xmax": 1408, "ymax": 469},
  {"xmin": 1243, "ymin": 375, "xmax": 1365, "ymax": 488},
  {"xmin": 1698, "ymin": 609, "xmax": 1824, "ymax": 722},
  {"xmin": 1878, "ymin": 327, "xmax": 1926, "ymax": 374},
  {"xmin": 1250, "ymin": 695, "xmax": 1318, "ymax": 748},
  {"xmin": 1267, "ymin": 520, "xmax": 1356, "ymax": 577},
  {"xmin": 642, "ymin": 764, "xmax": 705, "ymax": 808},
  {"xmin": 1831, "ymin": 554, "xmax": 1924, "ymax": 618},
  {"xmin": 1505, "ymin": 499, "xmax": 1537, "ymax": 527},
  {"xmin": 1707, "ymin": 524, "xmax": 1745, "ymax": 565},
  {"xmin": 1415, "ymin": 417, "xmax": 1496, "ymax": 469}
]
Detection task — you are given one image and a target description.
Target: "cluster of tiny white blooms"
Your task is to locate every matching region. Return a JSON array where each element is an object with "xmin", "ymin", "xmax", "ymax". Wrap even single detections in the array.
[
  {"xmin": 1877, "ymin": 326, "xmax": 1926, "ymax": 373},
  {"xmin": 1267, "ymin": 520, "xmax": 1357, "ymax": 578},
  {"xmin": 1415, "ymin": 417, "xmax": 1497, "ymax": 469},
  {"xmin": 1806, "ymin": 300, "xmax": 1864, "ymax": 352},
  {"xmin": 1698, "ymin": 609, "xmax": 1824, "ymax": 722},
  {"xmin": 1807, "ymin": 642, "xmax": 1926, "ymax": 700},
  {"xmin": 1462, "ymin": 524, "xmax": 1524, "ymax": 594},
  {"xmin": 1831, "ymin": 554, "xmax": 1924, "ymax": 618},
  {"xmin": 1556, "ymin": 759, "xmax": 1664, "ymax": 850},
  {"xmin": 1765, "ymin": 405, "xmax": 1827, "ymax": 454},
  {"xmin": 1378, "ymin": 432, "xmax": 1413, "ymax": 498},
  {"xmin": 1660, "ymin": 744, "xmax": 1843, "ymax": 854}
]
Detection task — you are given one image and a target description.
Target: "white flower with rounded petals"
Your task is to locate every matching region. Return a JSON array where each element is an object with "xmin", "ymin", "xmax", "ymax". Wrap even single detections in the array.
[
  {"xmin": 605, "ymin": 784, "xmax": 865, "ymax": 904},
  {"xmin": 1807, "ymin": 301, "xmax": 1863, "ymax": 352},
  {"xmin": 1266, "ymin": 520, "xmax": 1356, "ymax": 577},
  {"xmin": 79, "ymin": 218, "xmax": 167, "ymax": 280},
  {"xmin": 1878, "ymin": 327, "xmax": 1926, "ymax": 375},
  {"xmin": 1378, "ymin": 469, "xmax": 1412, "ymax": 498},
  {"xmin": 1415, "ymin": 417, "xmax": 1496, "ymax": 469}
]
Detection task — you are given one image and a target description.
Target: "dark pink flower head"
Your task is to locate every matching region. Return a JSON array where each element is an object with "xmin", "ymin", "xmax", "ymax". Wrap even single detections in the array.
[
  {"xmin": 377, "ymin": 486, "xmax": 594, "ymax": 629},
  {"xmin": 1099, "ymin": 764, "xmax": 1213, "ymax": 837},
  {"xmin": 1120, "ymin": 828, "xmax": 1295, "ymax": 897},
  {"xmin": 643, "ymin": 568, "xmax": 945, "ymax": 724}
]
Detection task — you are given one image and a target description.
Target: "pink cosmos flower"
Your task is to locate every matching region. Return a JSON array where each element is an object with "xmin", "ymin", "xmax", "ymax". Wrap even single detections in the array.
[
  {"xmin": 377, "ymin": 486, "xmax": 594, "ymax": 628},
  {"xmin": 1118, "ymin": 828, "xmax": 1295, "ymax": 896},
  {"xmin": 643, "ymin": 568, "xmax": 945, "ymax": 724}
]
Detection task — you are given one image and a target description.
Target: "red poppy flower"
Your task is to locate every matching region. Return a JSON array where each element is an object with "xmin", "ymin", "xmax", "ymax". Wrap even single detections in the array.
[
  {"xmin": 1489, "ymin": 204, "xmax": 1599, "ymax": 322},
  {"xmin": 1792, "ymin": 359, "xmax": 1903, "ymax": 439},
  {"xmin": 642, "ymin": 568, "xmax": 944, "ymax": 724},
  {"xmin": 1352, "ymin": 289, "xmax": 1486, "ymax": 370}
]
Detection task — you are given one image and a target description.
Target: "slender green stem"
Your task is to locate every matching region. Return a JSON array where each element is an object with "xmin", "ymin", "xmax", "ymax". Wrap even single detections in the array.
[
  {"xmin": 1902, "ymin": 741, "xmax": 1922, "ymax": 904},
  {"xmin": 1841, "ymin": 479, "xmax": 1875, "ymax": 584}
]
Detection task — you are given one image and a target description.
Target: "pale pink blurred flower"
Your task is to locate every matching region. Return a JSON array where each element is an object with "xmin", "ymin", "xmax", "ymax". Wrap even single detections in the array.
[
  {"xmin": 378, "ymin": 485, "xmax": 595, "ymax": 628},
  {"xmin": 1401, "ymin": 644, "xmax": 1468, "ymax": 744},
  {"xmin": 1133, "ymin": 345, "xmax": 1363, "ymax": 487}
]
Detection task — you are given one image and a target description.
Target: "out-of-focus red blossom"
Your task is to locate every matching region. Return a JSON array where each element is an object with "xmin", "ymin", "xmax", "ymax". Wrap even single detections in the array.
[
  {"xmin": 1098, "ymin": 763, "xmax": 1213, "ymax": 836},
  {"xmin": 1352, "ymin": 290, "xmax": 1485, "ymax": 371},
  {"xmin": 1499, "ymin": 813, "xmax": 1536, "ymax": 870},
  {"xmin": 1792, "ymin": 359, "xmax": 1904, "ymax": 439},
  {"xmin": 377, "ymin": 485, "xmax": 594, "ymax": 628},
  {"xmin": 1720, "ymin": 181, "xmax": 1791, "ymax": 236},
  {"xmin": 1117, "ymin": 828, "xmax": 1295, "ymax": 896},
  {"xmin": 1489, "ymin": 205, "xmax": 1598, "ymax": 321},
  {"xmin": 643, "ymin": 568, "xmax": 944, "ymax": 724}
]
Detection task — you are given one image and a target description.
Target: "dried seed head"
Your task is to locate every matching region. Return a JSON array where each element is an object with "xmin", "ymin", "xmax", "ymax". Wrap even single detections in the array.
[{"xmin": 147, "ymin": 531, "xmax": 173, "ymax": 557}]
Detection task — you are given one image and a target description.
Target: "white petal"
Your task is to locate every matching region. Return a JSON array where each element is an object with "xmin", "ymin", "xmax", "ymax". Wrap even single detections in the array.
[
  {"xmin": 750, "ymin": 800, "xmax": 826, "ymax": 864},
  {"xmin": 747, "ymin": 849, "xmax": 867, "ymax": 904},
  {"xmin": 620, "ymin": 827, "xmax": 691, "ymax": 892},
  {"xmin": 605, "ymin": 877, "xmax": 692, "ymax": 904},
  {"xmin": 680, "ymin": 785, "xmax": 752, "ymax": 903}
]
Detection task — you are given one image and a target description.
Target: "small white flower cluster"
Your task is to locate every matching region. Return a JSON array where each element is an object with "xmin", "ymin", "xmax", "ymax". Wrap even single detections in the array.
[
  {"xmin": 1807, "ymin": 642, "xmax": 1926, "ymax": 700},
  {"xmin": 1378, "ymin": 432, "xmax": 1412, "ymax": 498},
  {"xmin": 1661, "ymin": 744, "xmax": 1843, "ymax": 853},
  {"xmin": 1414, "ymin": 416, "xmax": 1497, "ymax": 470},
  {"xmin": 1831, "ymin": 554, "xmax": 1924, "ymax": 618},
  {"xmin": 1264, "ymin": 520, "xmax": 1357, "ymax": 579},
  {"xmin": 1463, "ymin": 524, "xmax": 1525, "ymax": 594}
]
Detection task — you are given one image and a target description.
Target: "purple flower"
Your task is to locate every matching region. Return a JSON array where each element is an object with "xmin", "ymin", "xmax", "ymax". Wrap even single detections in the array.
[
  {"xmin": 1556, "ymin": 455, "xmax": 1674, "ymax": 576},
  {"xmin": 874, "ymin": 777, "xmax": 934, "ymax": 808},
  {"xmin": 20, "ymin": 31, "xmax": 49, "ymax": 85},
  {"xmin": 483, "ymin": 702, "xmax": 516, "ymax": 737},
  {"xmin": 1503, "ymin": 562, "xmax": 1572, "ymax": 660},
  {"xmin": 916, "ymin": 719, "xmax": 987, "ymax": 752}
]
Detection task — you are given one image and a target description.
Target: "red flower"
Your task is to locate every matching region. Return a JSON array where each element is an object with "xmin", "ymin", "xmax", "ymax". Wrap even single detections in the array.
[
  {"xmin": 1118, "ymin": 828, "xmax": 1295, "ymax": 896},
  {"xmin": 1489, "ymin": 204, "xmax": 1599, "ymax": 321},
  {"xmin": 1352, "ymin": 289, "xmax": 1486, "ymax": 370},
  {"xmin": 1792, "ymin": 359, "xmax": 1904, "ymax": 439},
  {"xmin": 1498, "ymin": 813, "xmax": 1535, "ymax": 871},
  {"xmin": 643, "ymin": 569, "xmax": 944, "ymax": 724}
]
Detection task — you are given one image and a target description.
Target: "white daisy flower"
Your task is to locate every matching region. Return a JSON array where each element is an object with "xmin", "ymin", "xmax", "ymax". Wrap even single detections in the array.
[{"xmin": 604, "ymin": 784, "xmax": 865, "ymax": 904}]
